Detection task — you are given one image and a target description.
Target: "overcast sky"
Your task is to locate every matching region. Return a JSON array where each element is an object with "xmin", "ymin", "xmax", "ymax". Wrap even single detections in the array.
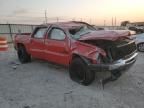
[{"xmin": 0, "ymin": 0, "xmax": 144, "ymax": 25}]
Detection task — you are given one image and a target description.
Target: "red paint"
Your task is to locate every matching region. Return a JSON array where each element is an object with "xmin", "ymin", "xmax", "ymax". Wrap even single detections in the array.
[
  {"xmin": 14, "ymin": 21, "xmax": 131, "ymax": 66},
  {"xmin": 79, "ymin": 30, "xmax": 131, "ymax": 41}
]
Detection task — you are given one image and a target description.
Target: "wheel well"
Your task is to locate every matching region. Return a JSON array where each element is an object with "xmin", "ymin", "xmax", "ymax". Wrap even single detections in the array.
[
  {"xmin": 71, "ymin": 54, "xmax": 90, "ymax": 64},
  {"xmin": 17, "ymin": 43, "xmax": 31, "ymax": 56},
  {"xmin": 137, "ymin": 42, "xmax": 144, "ymax": 51},
  {"xmin": 137, "ymin": 42, "xmax": 144, "ymax": 47},
  {"xmin": 72, "ymin": 54, "xmax": 81, "ymax": 59},
  {"xmin": 138, "ymin": 42, "xmax": 144, "ymax": 45},
  {"xmin": 17, "ymin": 43, "xmax": 25, "ymax": 48}
]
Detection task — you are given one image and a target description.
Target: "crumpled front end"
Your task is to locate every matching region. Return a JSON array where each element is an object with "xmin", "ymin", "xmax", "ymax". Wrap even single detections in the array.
[
  {"xmin": 72, "ymin": 37, "xmax": 138, "ymax": 72},
  {"xmin": 70, "ymin": 30, "xmax": 138, "ymax": 86}
]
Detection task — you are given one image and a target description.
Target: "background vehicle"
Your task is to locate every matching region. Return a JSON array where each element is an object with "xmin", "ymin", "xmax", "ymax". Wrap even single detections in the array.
[
  {"xmin": 14, "ymin": 21, "xmax": 138, "ymax": 86},
  {"xmin": 129, "ymin": 26, "xmax": 144, "ymax": 34},
  {"xmin": 132, "ymin": 33, "xmax": 144, "ymax": 52}
]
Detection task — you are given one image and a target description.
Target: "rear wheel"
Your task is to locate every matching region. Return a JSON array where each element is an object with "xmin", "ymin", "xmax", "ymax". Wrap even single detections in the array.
[
  {"xmin": 69, "ymin": 58, "xmax": 95, "ymax": 86},
  {"xmin": 137, "ymin": 43, "xmax": 144, "ymax": 52},
  {"xmin": 17, "ymin": 45, "xmax": 31, "ymax": 63}
]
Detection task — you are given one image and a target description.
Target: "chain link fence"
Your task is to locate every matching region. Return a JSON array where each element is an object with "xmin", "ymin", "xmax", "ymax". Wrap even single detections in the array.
[
  {"xmin": 0, "ymin": 24, "xmax": 38, "ymax": 43},
  {"xmin": 0, "ymin": 24, "xmax": 126, "ymax": 43}
]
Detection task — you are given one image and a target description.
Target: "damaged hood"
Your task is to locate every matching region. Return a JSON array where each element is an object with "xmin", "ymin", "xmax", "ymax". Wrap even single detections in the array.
[{"xmin": 79, "ymin": 30, "xmax": 131, "ymax": 41}]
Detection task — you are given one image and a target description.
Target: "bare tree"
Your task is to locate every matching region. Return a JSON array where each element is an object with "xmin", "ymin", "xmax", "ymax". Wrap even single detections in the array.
[{"xmin": 121, "ymin": 21, "xmax": 130, "ymax": 26}]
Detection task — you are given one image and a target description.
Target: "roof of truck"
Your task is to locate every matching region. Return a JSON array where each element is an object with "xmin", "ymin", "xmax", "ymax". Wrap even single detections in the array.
[{"xmin": 40, "ymin": 21, "xmax": 94, "ymax": 29}]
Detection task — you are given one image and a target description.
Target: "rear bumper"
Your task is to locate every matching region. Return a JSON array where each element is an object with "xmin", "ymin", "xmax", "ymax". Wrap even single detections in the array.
[{"xmin": 88, "ymin": 52, "xmax": 138, "ymax": 72}]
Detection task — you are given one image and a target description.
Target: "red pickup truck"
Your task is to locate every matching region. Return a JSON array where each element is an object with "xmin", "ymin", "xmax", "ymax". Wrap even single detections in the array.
[{"xmin": 14, "ymin": 21, "xmax": 138, "ymax": 86}]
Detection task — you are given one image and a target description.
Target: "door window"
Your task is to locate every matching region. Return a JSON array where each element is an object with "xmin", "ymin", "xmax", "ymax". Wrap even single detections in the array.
[
  {"xmin": 49, "ymin": 28, "xmax": 66, "ymax": 40},
  {"xmin": 34, "ymin": 28, "xmax": 47, "ymax": 38}
]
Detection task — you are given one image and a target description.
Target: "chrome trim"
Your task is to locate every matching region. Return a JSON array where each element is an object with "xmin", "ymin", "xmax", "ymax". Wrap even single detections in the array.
[
  {"xmin": 124, "ymin": 50, "xmax": 137, "ymax": 59},
  {"xmin": 109, "ymin": 52, "xmax": 138, "ymax": 70},
  {"xmin": 124, "ymin": 53, "xmax": 138, "ymax": 63},
  {"xmin": 117, "ymin": 40, "xmax": 135, "ymax": 48}
]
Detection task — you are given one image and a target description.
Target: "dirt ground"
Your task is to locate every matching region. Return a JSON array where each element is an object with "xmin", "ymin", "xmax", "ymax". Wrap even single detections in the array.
[{"xmin": 0, "ymin": 44, "xmax": 144, "ymax": 108}]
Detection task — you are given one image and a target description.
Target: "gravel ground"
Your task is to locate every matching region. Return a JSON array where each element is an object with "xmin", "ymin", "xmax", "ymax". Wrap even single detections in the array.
[{"xmin": 0, "ymin": 44, "xmax": 144, "ymax": 108}]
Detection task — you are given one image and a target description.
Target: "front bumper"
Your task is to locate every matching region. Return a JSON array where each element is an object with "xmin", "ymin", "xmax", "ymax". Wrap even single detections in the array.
[{"xmin": 88, "ymin": 52, "xmax": 138, "ymax": 72}]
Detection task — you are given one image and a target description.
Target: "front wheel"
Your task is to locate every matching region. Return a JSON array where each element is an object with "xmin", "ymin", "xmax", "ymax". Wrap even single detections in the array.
[
  {"xmin": 69, "ymin": 58, "xmax": 95, "ymax": 86},
  {"xmin": 137, "ymin": 43, "xmax": 144, "ymax": 52}
]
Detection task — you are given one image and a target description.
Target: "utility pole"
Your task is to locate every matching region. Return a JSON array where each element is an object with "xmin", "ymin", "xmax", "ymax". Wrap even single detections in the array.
[
  {"xmin": 115, "ymin": 17, "xmax": 116, "ymax": 26},
  {"xmin": 45, "ymin": 10, "xmax": 48, "ymax": 24},
  {"xmin": 56, "ymin": 17, "xmax": 59, "ymax": 22},
  {"xmin": 89, "ymin": 18, "xmax": 92, "ymax": 24},
  {"xmin": 112, "ymin": 17, "xmax": 113, "ymax": 27},
  {"xmin": 104, "ymin": 20, "xmax": 106, "ymax": 27}
]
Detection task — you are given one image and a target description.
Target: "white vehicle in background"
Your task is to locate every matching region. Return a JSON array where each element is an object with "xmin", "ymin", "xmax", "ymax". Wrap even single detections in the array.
[{"xmin": 133, "ymin": 33, "xmax": 144, "ymax": 52}]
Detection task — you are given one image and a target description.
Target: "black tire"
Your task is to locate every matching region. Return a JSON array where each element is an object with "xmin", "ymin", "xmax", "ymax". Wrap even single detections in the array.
[
  {"xmin": 17, "ymin": 45, "xmax": 31, "ymax": 63},
  {"xmin": 69, "ymin": 58, "xmax": 95, "ymax": 86},
  {"xmin": 137, "ymin": 43, "xmax": 144, "ymax": 52}
]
